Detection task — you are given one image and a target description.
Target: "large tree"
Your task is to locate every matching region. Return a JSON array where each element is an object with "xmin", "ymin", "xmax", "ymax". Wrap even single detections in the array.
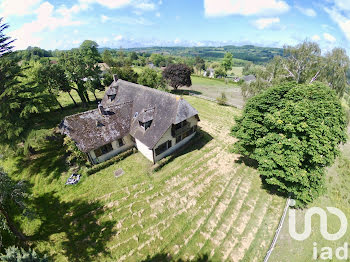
[
  {"xmin": 138, "ymin": 68, "xmax": 165, "ymax": 89},
  {"xmin": 0, "ymin": 169, "xmax": 28, "ymax": 244},
  {"xmin": 59, "ymin": 41, "xmax": 101, "ymax": 106},
  {"xmin": 232, "ymin": 82, "xmax": 347, "ymax": 206},
  {"xmin": 162, "ymin": 64, "xmax": 192, "ymax": 90},
  {"xmin": 222, "ymin": 52, "xmax": 233, "ymax": 72}
]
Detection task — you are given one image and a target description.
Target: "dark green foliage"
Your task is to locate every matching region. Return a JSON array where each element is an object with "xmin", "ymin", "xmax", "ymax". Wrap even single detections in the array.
[
  {"xmin": 0, "ymin": 246, "xmax": 47, "ymax": 262},
  {"xmin": 63, "ymin": 137, "xmax": 88, "ymax": 166},
  {"xmin": 0, "ymin": 169, "xmax": 28, "ymax": 244},
  {"xmin": 109, "ymin": 66, "xmax": 138, "ymax": 83},
  {"xmin": 137, "ymin": 68, "xmax": 165, "ymax": 89},
  {"xmin": 162, "ymin": 64, "xmax": 192, "ymax": 90},
  {"xmin": 0, "ymin": 18, "xmax": 14, "ymax": 57},
  {"xmin": 232, "ymin": 82, "xmax": 347, "ymax": 206},
  {"xmin": 59, "ymin": 41, "xmax": 101, "ymax": 106}
]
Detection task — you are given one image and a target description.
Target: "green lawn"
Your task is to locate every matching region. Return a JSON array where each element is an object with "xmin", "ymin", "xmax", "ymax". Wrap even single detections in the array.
[
  {"xmin": 187, "ymin": 76, "xmax": 245, "ymax": 109},
  {"xmin": 1, "ymin": 95, "xmax": 284, "ymax": 261}
]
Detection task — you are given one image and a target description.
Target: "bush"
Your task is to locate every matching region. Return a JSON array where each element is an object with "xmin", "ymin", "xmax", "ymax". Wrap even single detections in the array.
[
  {"xmin": 232, "ymin": 82, "xmax": 347, "ymax": 206},
  {"xmin": 63, "ymin": 137, "xmax": 88, "ymax": 166},
  {"xmin": 216, "ymin": 92, "xmax": 227, "ymax": 105}
]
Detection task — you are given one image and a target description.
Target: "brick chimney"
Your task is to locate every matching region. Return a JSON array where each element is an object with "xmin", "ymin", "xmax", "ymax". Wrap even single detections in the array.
[
  {"xmin": 113, "ymin": 74, "xmax": 118, "ymax": 82},
  {"xmin": 98, "ymin": 102, "xmax": 105, "ymax": 115}
]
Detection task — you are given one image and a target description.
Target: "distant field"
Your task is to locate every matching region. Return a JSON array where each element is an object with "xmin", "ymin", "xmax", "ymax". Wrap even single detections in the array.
[
  {"xmin": 1, "ymin": 95, "xmax": 284, "ymax": 261},
  {"xmin": 185, "ymin": 76, "xmax": 245, "ymax": 109},
  {"xmin": 228, "ymin": 66, "xmax": 243, "ymax": 77}
]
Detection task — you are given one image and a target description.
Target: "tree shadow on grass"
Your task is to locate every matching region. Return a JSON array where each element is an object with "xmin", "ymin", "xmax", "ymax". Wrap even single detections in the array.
[
  {"xmin": 152, "ymin": 129, "xmax": 213, "ymax": 172},
  {"xmin": 15, "ymin": 139, "xmax": 69, "ymax": 183},
  {"xmin": 234, "ymin": 155, "xmax": 258, "ymax": 169},
  {"xmin": 235, "ymin": 155, "xmax": 290, "ymax": 199},
  {"xmin": 171, "ymin": 89, "xmax": 202, "ymax": 96},
  {"xmin": 30, "ymin": 191, "xmax": 116, "ymax": 262},
  {"xmin": 141, "ymin": 253, "xmax": 211, "ymax": 262}
]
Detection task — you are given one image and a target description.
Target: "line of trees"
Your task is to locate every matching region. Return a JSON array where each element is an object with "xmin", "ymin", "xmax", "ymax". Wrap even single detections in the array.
[{"xmin": 242, "ymin": 41, "xmax": 350, "ymax": 99}]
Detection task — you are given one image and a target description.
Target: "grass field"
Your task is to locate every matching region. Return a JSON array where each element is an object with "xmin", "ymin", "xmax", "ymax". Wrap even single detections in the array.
[
  {"xmin": 1, "ymin": 95, "xmax": 285, "ymax": 261},
  {"xmin": 186, "ymin": 76, "xmax": 245, "ymax": 109}
]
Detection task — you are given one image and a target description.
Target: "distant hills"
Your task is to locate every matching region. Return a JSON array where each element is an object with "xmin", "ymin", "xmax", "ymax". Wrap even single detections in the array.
[{"xmin": 99, "ymin": 45, "xmax": 284, "ymax": 64}]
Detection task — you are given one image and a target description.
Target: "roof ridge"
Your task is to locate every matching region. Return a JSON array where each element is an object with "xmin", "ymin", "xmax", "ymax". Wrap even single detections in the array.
[
  {"xmin": 117, "ymin": 79, "xmax": 181, "ymax": 100},
  {"xmin": 65, "ymin": 101, "xmax": 133, "ymax": 119}
]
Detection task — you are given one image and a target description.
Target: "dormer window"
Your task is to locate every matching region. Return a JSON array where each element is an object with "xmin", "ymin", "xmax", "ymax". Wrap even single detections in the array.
[
  {"xmin": 139, "ymin": 120, "xmax": 152, "ymax": 130},
  {"xmin": 107, "ymin": 94, "xmax": 116, "ymax": 101}
]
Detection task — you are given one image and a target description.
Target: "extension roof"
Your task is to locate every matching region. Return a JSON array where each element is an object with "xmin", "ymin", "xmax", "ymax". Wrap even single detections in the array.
[
  {"xmin": 61, "ymin": 79, "xmax": 199, "ymax": 152},
  {"xmin": 60, "ymin": 102, "xmax": 133, "ymax": 152}
]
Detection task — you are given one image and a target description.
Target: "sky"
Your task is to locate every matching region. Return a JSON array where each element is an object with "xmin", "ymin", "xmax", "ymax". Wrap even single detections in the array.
[{"xmin": 1, "ymin": 0, "xmax": 350, "ymax": 53}]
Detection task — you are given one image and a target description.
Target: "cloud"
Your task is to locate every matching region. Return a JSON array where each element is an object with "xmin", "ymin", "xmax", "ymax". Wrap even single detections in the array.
[
  {"xmin": 78, "ymin": 0, "xmax": 157, "ymax": 11},
  {"xmin": 296, "ymin": 6, "xmax": 316, "ymax": 17},
  {"xmin": 114, "ymin": 16, "xmax": 153, "ymax": 25},
  {"xmin": 174, "ymin": 38, "xmax": 181, "ymax": 44},
  {"xmin": 324, "ymin": 7, "xmax": 350, "ymax": 41},
  {"xmin": 134, "ymin": 0, "xmax": 156, "ymax": 10},
  {"xmin": 0, "ymin": 0, "xmax": 42, "ymax": 17},
  {"xmin": 204, "ymin": 0, "xmax": 289, "ymax": 17},
  {"xmin": 114, "ymin": 35, "xmax": 123, "ymax": 41},
  {"xmin": 323, "ymin": 32, "xmax": 336, "ymax": 43},
  {"xmin": 311, "ymin": 34, "xmax": 321, "ymax": 41},
  {"xmin": 57, "ymin": 3, "xmax": 89, "ymax": 16},
  {"xmin": 333, "ymin": 0, "xmax": 350, "ymax": 11},
  {"xmin": 156, "ymin": 12, "xmax": 160, "ymax": 17},
  {"xmin": 101, "ymin": 15, "xmax": 110, "ymax": 22},
  {"xmin": 9, "ymin": 1, "xmax": 82, "ymax": 50},
  {"xmin": 79, "ymin": 0, "xmax": 132, "ymax": 9},
  {"xmin": 253, "ymin": 17, "xmax": 280, "ymax": 29}
]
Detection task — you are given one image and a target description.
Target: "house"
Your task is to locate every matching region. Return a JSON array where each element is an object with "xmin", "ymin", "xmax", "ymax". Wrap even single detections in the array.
[
  {"xmin": 60, "ymin": 76, "xmax": 200, "ymax": 164},
  {"xmin": 241, "ymin": 74, "xmax": 256, "ymax": 83},
  {"xmin": 203, "ymin": 68, "xmax": 215, "ymax": 78}
]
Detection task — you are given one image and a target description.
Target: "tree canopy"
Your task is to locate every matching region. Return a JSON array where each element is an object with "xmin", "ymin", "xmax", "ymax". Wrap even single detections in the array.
[
  {"xmin": 242, "ymin": 41, "xmax": 350, "ymax": 99},
  {"xmin": 232, "ymin": 82, "xmax": 347, "ymax": 206},
  {"xmin": 162, "ymin": 64, "xmax": 192, "ymax": 90},
  {"xmin": 222, "ymin": 52, "xmax": 233, "ymax": 72}
]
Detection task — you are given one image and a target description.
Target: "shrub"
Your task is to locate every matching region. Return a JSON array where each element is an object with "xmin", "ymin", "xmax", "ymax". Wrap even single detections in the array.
[
  {"xmin": 63, "ymin": 137, "xmax": 88, "ymax": 166},
  {"xmin": 232, "ymin": 82, "xmax": 347, "ymax": 206},
  {"xmin": 216, "ymin": 92, "xmax": 227, "ymax": 105}
]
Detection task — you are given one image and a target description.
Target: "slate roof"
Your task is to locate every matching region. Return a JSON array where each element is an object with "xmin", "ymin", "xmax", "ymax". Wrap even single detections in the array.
[
  {"xmin": 60, "ymin": 102, "xmax": 133, "ymax": 152},
  {"xmin": 61, "ymin": 78, "xmax": 199, "ymax": 152},
  {"xmin": 102, "ymin": 79, "xmax": 199, "ymax": 149}
]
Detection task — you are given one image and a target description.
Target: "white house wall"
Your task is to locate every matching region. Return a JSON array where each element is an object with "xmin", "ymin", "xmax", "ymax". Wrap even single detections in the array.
[
  {"xmin": 154, "ymin": 115, "xmax": 198, "ymax": 162},
  {"xmin": 89, "ymin": 135, "xmax": 134, "ymax": 164},
  {"xmin": 135, "ymin": 138, "xmax": 154, "ymax": 162}
]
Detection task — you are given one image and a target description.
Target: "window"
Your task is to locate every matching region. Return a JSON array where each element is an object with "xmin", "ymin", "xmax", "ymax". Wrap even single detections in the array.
[
  {"xmin": 176, "ymin": 125, "xmax": 197, "ymax": 144},
  {"xmin": 155, "ymin": 140, "xmax": 172, "ymax": 156},
  {"xmin": 94, "ymin": 143, "xmax": 113, "ymax": 157},
  {"xmin": 139, "ymin": 120, "xmax": 152, "ymax": 130},
  {"xmin": 174, "ymin": 120, "xmax": 187, "ymax": 130},
  {"xmin": 118, "ymin": 138, "xmax": 124, "ymax": 147},
  {"xmin": 107, "ymin": 94, "xmax": 116, "ymax": 101}
]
